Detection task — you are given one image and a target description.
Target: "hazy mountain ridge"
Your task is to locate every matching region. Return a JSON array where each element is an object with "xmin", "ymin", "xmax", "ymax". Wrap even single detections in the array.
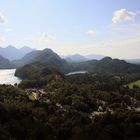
[
  {"xmin": 0, "ymin": 45, "xmax": 34, "ymax": 61},
  {"xmin": 12, "ymin": 50, "xmax": 42, "ymax": 67},
  {"xmin": 64, "ymin": 54, "xmax": 105, "ymax": 62},
  {"xmin": 64, "ymin": 54, "xmax": 87, "ymax": 62},
  {"xmin": 0, "ymin": 55, "xmax": 15, "ymax": 69},
  {"xmin": 126, "ymin": 58, "xmax": 140, "ymax": 65}
]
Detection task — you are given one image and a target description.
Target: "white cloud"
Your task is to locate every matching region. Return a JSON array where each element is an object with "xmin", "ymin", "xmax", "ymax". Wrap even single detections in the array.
[
  {"xmin": 86, "ymin": 30, "xmax": 97, "ymax": 36},
  {"xmin": 112, "ymin": 9, "xmax": 137, "ymax": 24},
  {"xmin": 0, "ymin": 12, "xmax": 7, "ymax": 24}
]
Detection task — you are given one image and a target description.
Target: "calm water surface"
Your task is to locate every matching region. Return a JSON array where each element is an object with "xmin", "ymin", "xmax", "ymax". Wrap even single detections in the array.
[
  {"xmin": 0, "ymin": 69, "xmax": 21, "ymax": 85},
  {"xmin": 66, "ymin": 71, "xmax": 88, "ymax": 76}
]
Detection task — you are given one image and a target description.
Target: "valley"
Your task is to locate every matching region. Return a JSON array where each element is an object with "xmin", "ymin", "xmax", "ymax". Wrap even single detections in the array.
[
  {"xmin": 0, "ymin": 1, "xmax": 140, "ymax": 139},
  {"xmin": 0, "ymin": 47, "xmax": 140, "ymax": 140}
]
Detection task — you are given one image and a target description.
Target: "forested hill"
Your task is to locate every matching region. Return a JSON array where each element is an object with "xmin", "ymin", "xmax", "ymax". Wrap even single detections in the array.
[
  {"xmin": 15, "ymin": 48, "xmax": 140, "ymax": 80},
  {"xmin": 12, "ymin": 50, "xmax": 42, "ymax": 67},
  {"xmin": 13, "ymin": 48, "xmax": 67, "ymax": 67},
  {"xmin": 15, "ymin": 48, "xmax": 71, "ymax": 79},
  {"xmin": 71, "ymin": 57, "xmax": 140, "ymax": 75}
]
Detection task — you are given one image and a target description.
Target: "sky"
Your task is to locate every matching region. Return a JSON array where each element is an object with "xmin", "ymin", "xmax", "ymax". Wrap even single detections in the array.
[{"xmin": 0, "ymin": 0, "xmax": 140, "ymax": 59}]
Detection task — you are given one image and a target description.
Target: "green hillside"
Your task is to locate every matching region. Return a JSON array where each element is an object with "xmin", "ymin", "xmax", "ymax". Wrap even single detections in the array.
[{"xmin": 128, "ymin": 80, "xmax": 140, "ymax": 88}]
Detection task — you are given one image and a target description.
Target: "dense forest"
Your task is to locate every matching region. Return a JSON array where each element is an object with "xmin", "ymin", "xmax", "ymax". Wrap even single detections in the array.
[
  {"xmin": 0, "ymin": 49, "xmax": 140, "ymax": 139},
  {"xmin": 0, "ymin": 70, "xmax": 140, "ymax": 139}
]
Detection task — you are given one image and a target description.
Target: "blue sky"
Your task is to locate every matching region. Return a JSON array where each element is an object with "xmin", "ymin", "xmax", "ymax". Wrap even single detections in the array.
[{"xmin": 0, "ymin": 0, "xmax": 140, "ymax": 58}]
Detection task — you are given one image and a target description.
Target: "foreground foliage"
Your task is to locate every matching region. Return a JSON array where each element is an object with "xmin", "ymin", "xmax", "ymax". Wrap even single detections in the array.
[{"xmin": 0, "ymin": 79, "xmax": 140, "ymax": 140}]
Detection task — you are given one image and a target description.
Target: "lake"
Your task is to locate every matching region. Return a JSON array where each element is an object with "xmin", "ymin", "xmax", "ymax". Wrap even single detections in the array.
[
  {"xmin": 66, "ymin": 70, "xmax": 88, "ymax": 76},
  {"xmin": 0, "ymin": 69, "xmax": 21, "ymax": 85}
]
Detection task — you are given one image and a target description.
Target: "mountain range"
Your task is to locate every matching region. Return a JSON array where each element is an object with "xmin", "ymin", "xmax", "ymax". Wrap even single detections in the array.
[
  {"xmin": 14, "ymin": 48, "xmax": 140, "ymax": 80},
  {"xmin": 63, "ymin": 54, "xmax": 105, "ymax": 62},
  {"xmin": 125, "ymin": 58, "xmax": 140, "ymax": 65},
  {"xmin": 0, "ymin": 45, "xmax": 34, "ymax": 61},
  {"xmin": 71, "ymin": 57, "xmax": 140, "ymax": 75},
  {"xmin": 0, "ymin": 45, "xmax": 140, "ymax": 77}
]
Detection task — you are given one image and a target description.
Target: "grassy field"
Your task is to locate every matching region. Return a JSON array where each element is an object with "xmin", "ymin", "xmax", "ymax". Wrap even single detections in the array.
[
  {"xmin": 28, "ymin": 95, "xmax": 35, "ymax": 101},
  {"xmin": 128, "ymin": 80, "xmax": 140, "ymax": 88}
]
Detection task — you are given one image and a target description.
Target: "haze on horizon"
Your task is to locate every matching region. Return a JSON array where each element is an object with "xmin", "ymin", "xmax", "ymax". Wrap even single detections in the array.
[{"xmin": 0, "ymin": 0, "xmax": 140, "ymax": 59}]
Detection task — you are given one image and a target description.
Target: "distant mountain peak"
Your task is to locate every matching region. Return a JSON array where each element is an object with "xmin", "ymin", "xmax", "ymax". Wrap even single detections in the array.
[
  {"xmin": 43, "ymin": 48, "xmax": 54, "ymax": 53},
  {"xmin": 0, "ymin": 45, "xmax": 34, "ymax": 61},
  {"xmin": 15, "ymin": 48, "xmax": 70, "ymax": 78},
  {"xmin": 6, "ymin": 45, "xmax": 17, "ymax": 49},
  {"xmin": 64, "ymin": 53, "xmax": 105, "ymax": 63},
  {"xmin": 100, "ymin": 57, "xmax": 112, "ymax": 62},
  {"xmin": 64, "ymin": 54, "xmax": 87, "ymax": 63}
]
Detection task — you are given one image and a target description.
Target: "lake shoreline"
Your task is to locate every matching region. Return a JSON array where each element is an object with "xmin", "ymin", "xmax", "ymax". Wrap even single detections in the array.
[{"xmin": 0, "ymin": 69, "xmax": 21, "ymax": 85}]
